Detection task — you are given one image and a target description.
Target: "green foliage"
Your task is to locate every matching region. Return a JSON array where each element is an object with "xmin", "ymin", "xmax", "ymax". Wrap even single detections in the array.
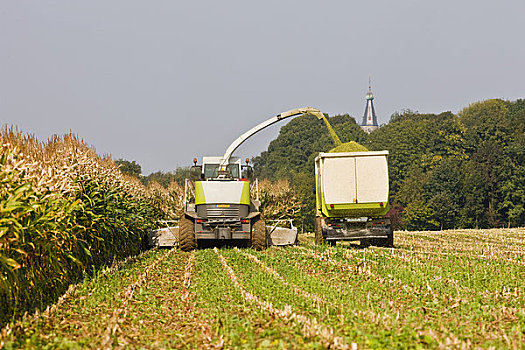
[
  {"xmin": 115, "ymin": 159, "xmax": 142, "ymax": 177},
  {"xmin": 143, "ymin": 167, "xmax": 190, "ymax": 188},
  {"xmin": 253, "ymin": 114, "xmax": 366, "ymax": 179}
]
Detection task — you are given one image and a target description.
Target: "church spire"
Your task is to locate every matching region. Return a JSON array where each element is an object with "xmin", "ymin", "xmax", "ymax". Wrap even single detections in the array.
[{"xmin": 361, "ymin": 77, "xmax": 379, "ymax": 133}]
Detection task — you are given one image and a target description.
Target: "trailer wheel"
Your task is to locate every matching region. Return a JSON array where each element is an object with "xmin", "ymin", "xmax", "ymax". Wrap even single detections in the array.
[
  {"xmin": 360, "ymin": 239, "xmax": 371, "ymax": 248},
  {"xmin": 384, "ymin": 225, "xmax": 394, "ymax": 247},
  {"xmin": 371, "ymin": 226, "xmax": 394, "ymax": 248},
  {"xmin": 179, "ymin": 216, "xmax": 196, "ymax": 252},
  {"xmin": 314, "ymin": 217, "xmax": 324, "ymax": 245},
  {"xmin": 251, "ymin": 217, "xmax": 267, "ymax": 251}
]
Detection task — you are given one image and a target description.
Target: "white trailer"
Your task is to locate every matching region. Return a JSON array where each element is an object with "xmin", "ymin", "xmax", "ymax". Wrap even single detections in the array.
[{"xmin": 314, "ymin": 151, "xmax": 393, "ymax": 246}]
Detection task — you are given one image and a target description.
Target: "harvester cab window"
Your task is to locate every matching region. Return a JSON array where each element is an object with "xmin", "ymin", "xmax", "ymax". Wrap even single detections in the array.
[{"xmin": 203, "ymin": 164, "xmax": 240, "ymax": 179}]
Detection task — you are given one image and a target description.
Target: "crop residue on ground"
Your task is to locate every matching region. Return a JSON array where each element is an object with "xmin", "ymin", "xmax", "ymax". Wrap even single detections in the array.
[{"xmin": 2, "ymin": 228, "xmax": 524, "ymax": 349}]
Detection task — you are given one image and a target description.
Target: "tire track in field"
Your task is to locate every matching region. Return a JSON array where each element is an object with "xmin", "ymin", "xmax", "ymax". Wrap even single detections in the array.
[
  {"xmin": 115, "ymin": 250, "xmax": 221, "ymax": 349},
  {"xmin": 182, "ymin": 251, "xmax": 195, "ymax": 299},
  {"xmin": 101, "ymin": 248, "xmax": 176, "ymax": 349},
  {"xmin": 215, "ymin": 248, "xmax": 352, "ymax": 350}
]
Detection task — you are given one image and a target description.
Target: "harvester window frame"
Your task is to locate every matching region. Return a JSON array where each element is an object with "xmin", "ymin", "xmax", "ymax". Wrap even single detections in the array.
[{"xmin": 203, "ymin": 163, "xmax": 240, "ymax": 179}]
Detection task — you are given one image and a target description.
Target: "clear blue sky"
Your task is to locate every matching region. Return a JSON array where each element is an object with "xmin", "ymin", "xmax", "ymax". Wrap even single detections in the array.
[{"xmin": 2, "ymin": 1, "xmax": 524, "ymax": 174}]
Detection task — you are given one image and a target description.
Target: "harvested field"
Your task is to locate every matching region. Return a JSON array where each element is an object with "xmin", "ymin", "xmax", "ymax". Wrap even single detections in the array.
[{"xmin": 2, "ymin": 228, "xmax": 524, "ymax": 349}]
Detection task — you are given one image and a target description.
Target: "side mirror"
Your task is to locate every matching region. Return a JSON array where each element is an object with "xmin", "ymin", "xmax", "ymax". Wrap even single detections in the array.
[
  {"xmin": 241, "ymin": 165, "xmax": 254, "ymax": 180},
  {"xmin": 190, "ymin": 166, "xmax": 202, "ymax": 180}
]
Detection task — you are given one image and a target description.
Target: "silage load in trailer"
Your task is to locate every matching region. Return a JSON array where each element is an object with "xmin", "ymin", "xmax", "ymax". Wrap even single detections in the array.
[{"xmin": 328, "ymin": 141, "xmax": 368, "ymax": 153}]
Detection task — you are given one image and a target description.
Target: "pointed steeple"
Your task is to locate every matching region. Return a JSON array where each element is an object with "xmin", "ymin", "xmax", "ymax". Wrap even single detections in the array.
[{"xmin": 360, "ymin": 77, "xmax": 379, "ymax": 133}]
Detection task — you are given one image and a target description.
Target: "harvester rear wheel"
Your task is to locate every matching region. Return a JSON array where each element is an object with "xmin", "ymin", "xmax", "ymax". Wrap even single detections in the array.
[
  {"xmin": 314, "ymin": 217, "xmax": 324, "ymax": 245},
  {"xmin": 251, "ymin": 217, "xmax": 267, "ymax": 251},
  {"xmin": 179, "ymin": 216, "xmax": 196, "ymax": 252}
]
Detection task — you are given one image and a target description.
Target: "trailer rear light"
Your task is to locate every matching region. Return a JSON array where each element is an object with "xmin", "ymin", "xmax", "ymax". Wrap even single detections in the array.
[
  {"xmin": 330, "ymin": 204, "xmax": 334, "ymax": 209},
  {"xmin": 241, "ymin": 219, "xmax": 250, "ymax": 224},
  {"xmin": 196, "ymin": 219, "xmax": 206, "ymax": 223},
  {"xmin": 380, "ymin": 202, "xmax": 384, "ymax": 207}
]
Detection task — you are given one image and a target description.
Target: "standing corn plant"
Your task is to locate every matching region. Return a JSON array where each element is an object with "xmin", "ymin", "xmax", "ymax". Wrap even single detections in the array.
[{"xmin": 0, "ymin": 127, "xmax": 171, "ymax": 326}]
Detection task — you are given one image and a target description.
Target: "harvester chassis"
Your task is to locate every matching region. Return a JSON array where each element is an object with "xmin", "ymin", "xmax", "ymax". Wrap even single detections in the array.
[{"xmin": 180, "ymin": 207, "xmax": 263, "ymax": 249}]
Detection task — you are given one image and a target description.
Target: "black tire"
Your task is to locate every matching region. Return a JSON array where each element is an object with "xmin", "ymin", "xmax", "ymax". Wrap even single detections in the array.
[
  {"xmin": 360, "ymin": 239, "xmax": 371, "ymax": 248},
  {"xmin": 371, "ymin": 226, "xmax": 394, "ymax": 248},
  {"xmin": 179, "ymin": 216, "xmax": 196, "ymax": 252},
  {"xmin": 251, "ymin": 217, "xmax": 267, "ymax": 251},
  {"xmin": 314, "ymin": 217, "xmax": 325, "ymax": 245},
  {"xmin": 384, "ymin": 225, "xmax": 394, "ymax": 247}
]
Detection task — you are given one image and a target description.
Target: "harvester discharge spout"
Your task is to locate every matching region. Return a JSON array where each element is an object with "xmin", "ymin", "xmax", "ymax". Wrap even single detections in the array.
[{"xmin": 219, "ymin": 107, "xmax": 329, "ymax": 170}]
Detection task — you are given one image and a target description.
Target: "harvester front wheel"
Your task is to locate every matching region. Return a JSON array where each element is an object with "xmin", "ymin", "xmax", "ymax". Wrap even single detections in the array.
[
  {"xmin": 314, "ymin": 217, "xmax": 324, "ymax": 245},
  {"xmin": 251, "ymin": 217, "xmax": 267, "ymax": 251},
  {"xmin": 179, "ymin": 216, "xmax": 196, "ymax": 252}
]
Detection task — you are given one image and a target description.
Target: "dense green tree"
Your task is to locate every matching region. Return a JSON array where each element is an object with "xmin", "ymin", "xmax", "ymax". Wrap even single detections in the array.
[
  {"xmin": 367, "ymin": 110, "xmax": 462, "ymax": 195},
  {"xmin": 143, "ymin": 167, "xmax": 190, "ymax": 188},
  {"xmin": 458, "ymin": 160, "xmax": 488, "ymax": 228},
  {"xmin": 424, "ymin": 158, "xmax": 463, "ymax": 229},
  {"xmin": 403, "ymin": 200, "xmax": 438, "ymax": 231},
  {"xmin": 115, "ymin": 159, "xmax": 142, "ymax": 177}
]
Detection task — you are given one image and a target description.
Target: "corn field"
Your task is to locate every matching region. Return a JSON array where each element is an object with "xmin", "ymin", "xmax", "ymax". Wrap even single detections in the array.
[
  {"xmin": 0, "ymin": 128, "xmax": 176, "ymax": 326},
  {"xmin": 0, "ymin": 128, "xmax": 301, "ymax": 329},
  {"xmin": 254, "ymin": 179, "xmax": 301, "ymax": 222},
  {"xmin": 1, "ymin": 128, "xmax": 524, "ymax": 348}
]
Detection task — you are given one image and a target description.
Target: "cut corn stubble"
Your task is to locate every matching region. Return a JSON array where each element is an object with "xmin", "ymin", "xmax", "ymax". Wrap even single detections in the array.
[
  {"xmin": 214, "ymin": 248, "xmax": 352, "ymax": 350},
  {"xmin": 237, "ymin": 248, "xmax": 329, "ymax": 307},
  {"xmin": 100, "ymin": 248, "xmax": 175, "ymax": 349}
]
